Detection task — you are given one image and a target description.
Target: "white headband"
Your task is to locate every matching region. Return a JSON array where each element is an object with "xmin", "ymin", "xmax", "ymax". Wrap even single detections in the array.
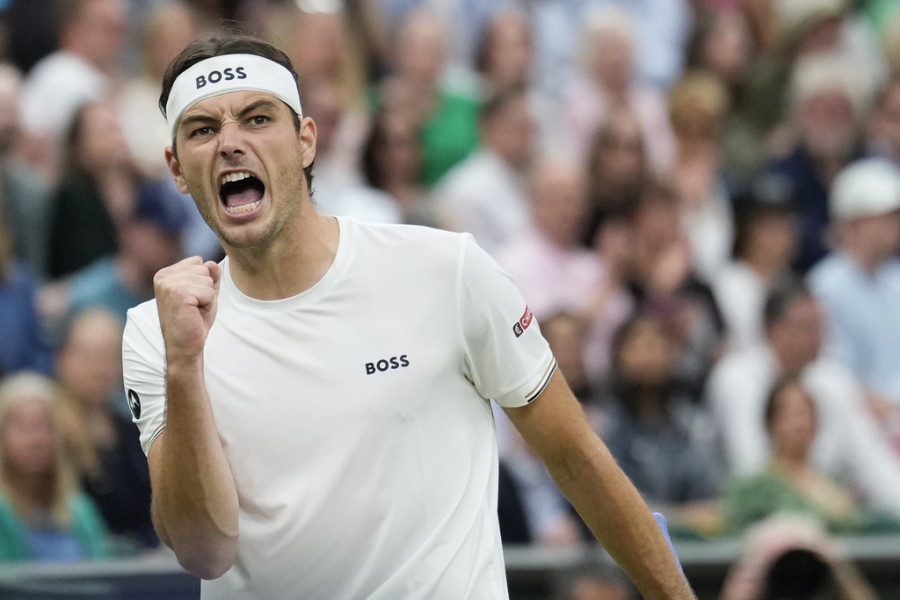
[{"xmin": 165, "ymin": 54, "xmax": 303, "ymax": 141}]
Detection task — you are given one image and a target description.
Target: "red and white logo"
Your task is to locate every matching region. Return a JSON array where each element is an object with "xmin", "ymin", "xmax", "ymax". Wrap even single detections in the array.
[{"xmin": 513, "ymin": 306, "xmax": 534, "ymax": 338}]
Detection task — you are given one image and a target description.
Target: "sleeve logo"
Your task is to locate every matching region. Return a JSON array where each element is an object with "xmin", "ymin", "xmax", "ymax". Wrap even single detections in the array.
[
  {"xmin": 127, "ymin": 389, "xmax": 141, "ymax": 420},
  {"xmin": 512, "ymin": 306, "xmax": 534, "ymax": 338}
]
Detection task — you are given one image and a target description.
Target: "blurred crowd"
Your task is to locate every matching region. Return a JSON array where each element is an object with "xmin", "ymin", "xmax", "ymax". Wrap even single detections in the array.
[{"xmin": 3, "ymin": 0, "xmax": 900, "ymax": 596}]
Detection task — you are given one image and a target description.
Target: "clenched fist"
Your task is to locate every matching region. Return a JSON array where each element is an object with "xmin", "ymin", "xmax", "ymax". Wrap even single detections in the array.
[{"xmin": 154, "ymin": 256, "xmax": 221, "ymax": 365}]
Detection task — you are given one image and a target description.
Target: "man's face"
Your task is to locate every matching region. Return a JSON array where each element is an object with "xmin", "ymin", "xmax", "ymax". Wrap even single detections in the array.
[
  {"xmin": 797, "ymin": 89, "xmax": 857, "ymax": 160},
  {"xmin": 484, "ymin": 95, "xmax": 534, "ymax": 169},
  {"xmin": 849, "ymin": 210, "xmax": 900, "ymax": 261},
  {"xmin": 166, "ymin": 90, "xmax": 316, "ymax": 252},
  {"xmin": 771, "ymin": 297, "xmax": 824, "ymax": 370}
]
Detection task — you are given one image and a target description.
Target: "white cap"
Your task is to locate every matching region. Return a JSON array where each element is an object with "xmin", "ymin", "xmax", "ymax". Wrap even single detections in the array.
[{"xmin": 830, "ymin": 157, "xmax": 900, "ymax": 221}]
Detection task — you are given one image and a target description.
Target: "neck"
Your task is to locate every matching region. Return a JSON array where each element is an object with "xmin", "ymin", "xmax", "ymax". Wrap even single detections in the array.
[
  {"xmin": 227, "ymin": 211, "xmax": 340, "ymax": 300},
  {"xmin": 845, "ymin": 245, "xmax": 884, "ymax": 275},
  {"xmin": 770, "ymin": 452, "xmax": 810, "ymax": 474},
  {"xmin": 743, "ymin": 251, "xmax": 784, "ymax": 283}
]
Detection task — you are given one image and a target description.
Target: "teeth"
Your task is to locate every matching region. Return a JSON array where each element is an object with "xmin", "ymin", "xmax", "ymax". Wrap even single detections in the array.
[
  {"xmin": 224, "ymin": 200, "xmax": 262, "ymax": 215},
  {"xmin": 221, "ymin": 171, "xmax": 252, "ymax": 186}
]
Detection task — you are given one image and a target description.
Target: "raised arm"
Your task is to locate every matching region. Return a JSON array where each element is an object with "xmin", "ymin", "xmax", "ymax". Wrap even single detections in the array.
[
  {"xmin": 149, "ymin": 257, "xmax": 239, "ymax": 579},
  {"xmin": 503, "ymin": 370, "xmax": 696, "ymax": 600}
]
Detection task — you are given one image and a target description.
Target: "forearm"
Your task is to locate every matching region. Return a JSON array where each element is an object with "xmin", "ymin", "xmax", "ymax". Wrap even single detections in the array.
[
  {"xmin": 151, "ymin": 359, "xmax": 239, "ymax": 579},
  {"xmin": 505, "ymin": 372, "xmax": 696, "ymax": 599},
  {"xmin": 551, "ymin": 440, "xmax": 696, "ymax": 600}
]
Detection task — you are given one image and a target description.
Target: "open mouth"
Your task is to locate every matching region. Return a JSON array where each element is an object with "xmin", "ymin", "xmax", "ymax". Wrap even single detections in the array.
[{"xmin": 219, "ymin": 171, "xmax": 265, "ymax": 215}]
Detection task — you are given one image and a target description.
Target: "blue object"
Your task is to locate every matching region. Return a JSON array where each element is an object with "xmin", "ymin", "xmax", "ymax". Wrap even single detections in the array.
[{"xmin": 653, "ymin": 512, "xmax": 684, "ymax": 574}]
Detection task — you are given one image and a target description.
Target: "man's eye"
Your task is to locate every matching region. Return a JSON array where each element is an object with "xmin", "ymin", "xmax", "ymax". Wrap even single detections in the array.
[
  {"xmin": 190, "ymin": 126, "xmax": 214, "ymax": 138},
  {"xmin": 250, "ymin": 115, "xmax": 270, "ymax": 126}
]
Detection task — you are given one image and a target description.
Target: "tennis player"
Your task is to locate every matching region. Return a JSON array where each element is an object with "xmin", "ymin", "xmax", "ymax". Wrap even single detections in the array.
[{"xmin": 122, "ymin": 34, "xmax": 696, "ymax": 600}]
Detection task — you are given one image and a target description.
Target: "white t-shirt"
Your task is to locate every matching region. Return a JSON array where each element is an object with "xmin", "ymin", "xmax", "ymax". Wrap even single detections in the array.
[{"xmin": 122, "ymin": 218, "xmax": 556, "ymax": 599}]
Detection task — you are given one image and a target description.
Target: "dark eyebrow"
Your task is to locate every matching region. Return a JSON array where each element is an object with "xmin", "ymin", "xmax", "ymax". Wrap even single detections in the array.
[
  {"xmin": 238, "ymin": 99, "xmax": 281, "ymax": 119},
  {"xmin": 178, "ymin": 113, "xmax": 218, "ymax": 133},
  {"xmin": 178, "ymin": 99, "xmax": 283, "ymax": 133}
]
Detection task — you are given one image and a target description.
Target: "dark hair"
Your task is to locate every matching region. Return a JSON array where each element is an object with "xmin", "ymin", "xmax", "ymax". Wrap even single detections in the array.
[
  {"xmin": 730, "ymin": 174, "xmax": 797, "ymax": 258},
  {"xmin": 763, "ymin": 277, "xmax": 812, "ymax": 328},
  {"xmin": 763, "ymin": 548, "xmax": 835, "ymax": 599},
  {"xmin": 159, "ymin": 35, "xmax": 313, "ymax": 192},
  {"xmin": 609, "ymin": 310, "xmax": 677, "ymax": 370},
  {"xmin": 62, "ymin": 101, "xmax": 93, "ymax": 175},
  {"xmin": 360, "ymin": 109, "xmax": 420, "ymax": 190}
]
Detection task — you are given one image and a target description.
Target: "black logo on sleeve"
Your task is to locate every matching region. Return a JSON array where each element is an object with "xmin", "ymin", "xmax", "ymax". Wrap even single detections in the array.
[
  {"xmin": 127, "ymin": 389, "xmax": 142, "ymax": 420},
  {"xmin": 365, "ymin": 355, "xmax": 410, "ymax": 375}
]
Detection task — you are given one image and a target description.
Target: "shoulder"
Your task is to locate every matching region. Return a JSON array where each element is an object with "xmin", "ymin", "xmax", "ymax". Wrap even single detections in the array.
[
  {"xmin": 69, "ymin": 258, "xmax": 117, "ymax": 289},
  {"xmin": 807, "ymin": 253, "xmax": 853, "ymax": 292},
  {"xmin": 708, "ymin": 346, "xmax": 770, "ymax": 388},
  {"xmin": 123, "ymin": 299, "xmax": 162, "ymax": 351},
  {"xmin": 349, "ymin": 219, "xmax": 471, "ymax": 263}
]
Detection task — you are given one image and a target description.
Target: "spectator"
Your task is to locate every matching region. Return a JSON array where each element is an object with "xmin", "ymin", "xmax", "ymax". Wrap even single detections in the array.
[
  {"xmin": 0, "ymin": 63, "xmax": 51, "ymax": 281},
  {"xmin": 594, "ymin": 312, "xmax": 723, "ymax": 534},
  {"xmin": 867, "ymin": 76, "xmax": 900, "ymax": 165},
  {"xmin": 558, "ymin": 6, "xmax": 674, "ymax": 171},
  {"xmin": 0, "ymin": 210, "xmax": 52, "ymax": 377},
  {"xmin": 583, "ymin": 107, "xmax": 649, "ymax": 220},
  {"xmin": 54, "ymin": 178, "xmax": 188, "ymax": 329},
  {"xmin": 117, "ymin": 0, "xmax": 199, "ymax": 179},
  {"xmin": 359, "ymin": 108, "xmax": 432, "ymax": 226},
  {"xmin": 431, "ymin": 83, "xmax": 535, "ymax": 255},
  {"xmin": 686, "ymin": 6, "xmax": 764, "ymax": 191},
  {"xmin": 741, "ymin": 0, "xmax": 883, "ymax": 154},
  {"xmin": 723, "ymin": 375, "xmax": 898, "ymax": 535},
  {"xmin": 582, "ymin": 0, "xmax": 692, "ymax": 91},
  {"xmin": 720, "ymin": 513, "xmax": 878, "ymax": 600},
  {"xmin": 45, "ymin": 100, "xmax": 141, "ymax": 280},
  {"xmin": 712, "ymin": 178, "xmax": 799, "ymax": 352},
  {"xmin": 495, "ymin": 155, "xmax": 629, "ymax": 384},
  {"xmin": 764, "ymin": 51, "xmax": 870, "ymax": 273},
  {"xmin": 55, "ymin": 308, "xmax": 156, "ymax": 550},
  {"xmin": 0, "ymin": 371, "xmax": 111, "ymax": 562},
  {"xmin": 495, "ymin": 156, "xmax": 599, "ymax": 320},
  {"xmin": 269, "ymin": 3, "xmax": 369, "ymax": 112},
  {"xmin": 18, "ymin": 0, "xmax": 127, "ymax": 180},
  {"xmin": 668, "ymin": 70, "xmax": 735, "ymax": 282},
  {"xmin": 472, "ymin": 7, "xmax": 534, "ymax": 96},
  {"xmin": 705, "ymin": 278, "xmax": 900, "ymax": 518},
  {"xmin": 302, "ymin": 75, "xmax": 401, "ymax": 224},
  {"xmin": 808, "ymin": 157, "xmax": 900, "ymax": 432},
  {"xmin": 374, "ymin": 8, "xmax": 480, "ymax": 186},
  {"xmin": 686, "ymin": 8, "xmax": 755, "ymax": 96},
  {"xmin": 619, "ymin": 178, "xmax": 726, "ymax": 395}
]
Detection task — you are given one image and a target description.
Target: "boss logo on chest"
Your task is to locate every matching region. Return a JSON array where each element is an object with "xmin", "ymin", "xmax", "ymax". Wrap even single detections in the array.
[
  {"xmin": 365, "ymin": 355, "xmax": 410, "ymax": 375},
  {"xmin": 195, "ymin": 67, "xmax": 247, "ymax": 89}
]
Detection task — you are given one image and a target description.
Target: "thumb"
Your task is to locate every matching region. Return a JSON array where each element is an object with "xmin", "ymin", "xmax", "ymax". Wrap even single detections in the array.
[{"xmin": 205, "ymin": 260, "xmax": 222, "ymax": 291}]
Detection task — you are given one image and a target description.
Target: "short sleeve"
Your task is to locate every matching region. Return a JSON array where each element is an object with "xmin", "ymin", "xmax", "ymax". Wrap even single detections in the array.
[
  {"xmin": 458, "ymin": 235, "xmax": 556, "ymax": 408},
  {"xmin": 122, "ymin": 302, "xmax": 167, "ymax": 456}
]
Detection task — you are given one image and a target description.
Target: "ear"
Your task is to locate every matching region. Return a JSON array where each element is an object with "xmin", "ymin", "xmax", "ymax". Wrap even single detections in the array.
[
  {"xmin": 299, "ymin": 117, "xmax": 317, "ymax": 168},
  {"xmin": 165, "ymin": 146, "xmax": 190, "ymax": 195}
]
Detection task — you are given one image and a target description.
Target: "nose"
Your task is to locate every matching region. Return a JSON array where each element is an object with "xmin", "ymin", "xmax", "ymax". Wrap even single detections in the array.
[{"xmin": 217, "ymin": 121, "xmax": 244, "ymax": 158}]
